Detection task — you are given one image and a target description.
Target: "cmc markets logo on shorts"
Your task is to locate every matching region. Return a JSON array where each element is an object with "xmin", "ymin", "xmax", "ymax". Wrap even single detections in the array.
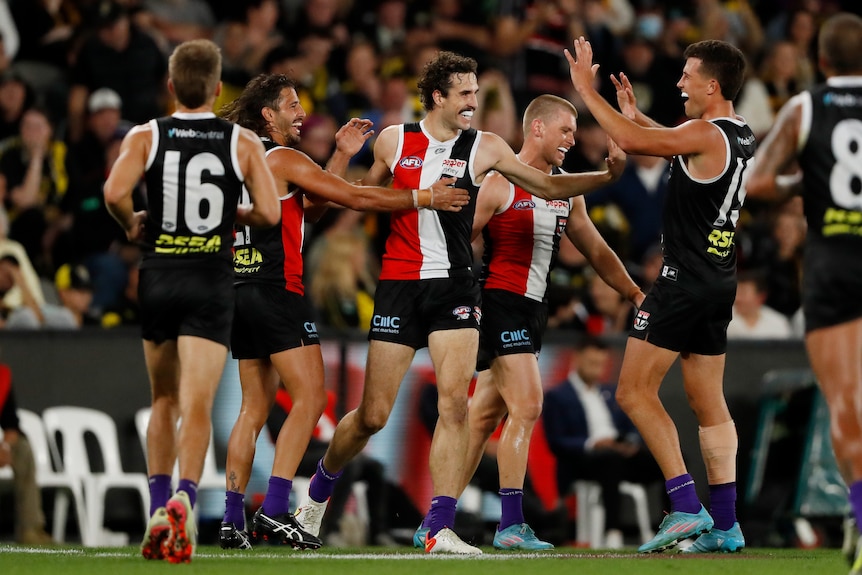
[
  {"xmin": 633, "ymin": 309, "xmax": 650, "ymax": 331},
  {"xmin": 452, "ymin": 306, "xmax": 472, "ymax": 320},
  {"xmin": 372, "ymin": 314, "xmax": 400, "ymax": 333},
  {"xmin": 512, "ymin": 199, "xmax": 536, "ymax": 210},
  {"xmin": 399, "ymin": 156, "xmax": 423, "ymax": 169},
  {"xmin": 501, "ymin": 329, "xmax": 529, "ymax": 344}
]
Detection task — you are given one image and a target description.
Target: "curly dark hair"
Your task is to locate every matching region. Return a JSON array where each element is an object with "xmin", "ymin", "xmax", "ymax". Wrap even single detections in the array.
[
  {"xmin": 683, "ymin": 40, "xmax": 746, "ymax": 101},
  {"xmin": 219, "ymin": 73, "xmax": 297, "ymax": 136},
  {"xmin": 416, "ymin": 51, "xmax": 478, "ymax": 112}
]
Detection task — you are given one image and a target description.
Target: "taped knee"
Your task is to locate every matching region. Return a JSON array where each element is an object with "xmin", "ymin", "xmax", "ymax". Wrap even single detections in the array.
[{"xmin": 699, "ymin": 420, "xmax": 738, "ymax": 485}]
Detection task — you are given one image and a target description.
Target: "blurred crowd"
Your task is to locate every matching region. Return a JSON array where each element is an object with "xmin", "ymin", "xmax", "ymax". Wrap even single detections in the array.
[{"xmin": 0, "ymin": 0, "xmax": 856, "ymax": 336}]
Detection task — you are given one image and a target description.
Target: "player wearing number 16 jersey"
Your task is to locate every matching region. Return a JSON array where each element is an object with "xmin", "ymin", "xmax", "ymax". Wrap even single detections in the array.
[
  {"xmin": 105, "ymin": 40, "xmax": 280, "ymax": 563},
  {"xmin": 569, "ymin": 38, "xmax": 753, "ymax": 553},
  {"xmin": 747, "ymin": 14, "xmax": 862, "ymax": 574}
]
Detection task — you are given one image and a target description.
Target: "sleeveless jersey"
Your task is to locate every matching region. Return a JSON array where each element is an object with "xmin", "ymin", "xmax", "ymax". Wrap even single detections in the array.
[
  {"xmin": 141, "ymin": 113, "xmax": 244, "ymax": 269},
  {"xmin": 796, "ymin": 77, "xmax": 862, "ymax": 248},
  {"xmin": 381, "ymin": 121, "xmax": 482, "ymax": 280},
  {"xmin": 662, "ymin": 117, "xmax": 755, "ymax": 297},
  {"xmin": 233, "ymin": 139, "xmax": 305, "ymax": 295},
  {"xmin": 480, "ymin": 167, "xmax": 570, "ymax": 302}
]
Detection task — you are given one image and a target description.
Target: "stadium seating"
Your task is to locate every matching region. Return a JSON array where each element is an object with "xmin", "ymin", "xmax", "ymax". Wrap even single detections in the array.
[
  {"xmin": 574, "ymin": 480, "xmax": 653, "ymax": 548},
  {"xmin": 16, "ymin": 408, "xmax": 90, "ymax": 544},
  {"xmin": 42, "ymin": 406, "xmax": 149, "ymax": 546}
]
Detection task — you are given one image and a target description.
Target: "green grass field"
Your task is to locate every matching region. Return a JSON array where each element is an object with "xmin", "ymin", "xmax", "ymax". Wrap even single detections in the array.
[{"xmin": 0, "ymin": 545, "xmax": 847, "ymax": 575}]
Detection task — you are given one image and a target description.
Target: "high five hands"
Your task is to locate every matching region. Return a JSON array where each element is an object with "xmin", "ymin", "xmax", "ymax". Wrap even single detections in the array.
[{"xmin": 564, "ymin": 36, "xmax": 600, "ymax": 95}]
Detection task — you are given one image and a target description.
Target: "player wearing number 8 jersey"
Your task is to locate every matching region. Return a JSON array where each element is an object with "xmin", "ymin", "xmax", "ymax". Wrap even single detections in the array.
[
  {"xmin": 568, "ymin": 38, "xmax": 753, "ymax": 553},
  {"xmin": 747, "ymin": 13, "xmax": 862, "ymax": 574},
  {"xmin": 104, "ymin": 40, "xmax": 280, "ymax": 563}
]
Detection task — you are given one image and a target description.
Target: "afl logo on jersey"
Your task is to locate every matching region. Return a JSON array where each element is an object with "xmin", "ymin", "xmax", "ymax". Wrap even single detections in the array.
[
  {"xmin": 513, "ymin": 200, "xmax": 536, "ymax": 210},
  {"xmin": 400, "ymin": 156, "xmax": 423, "ymax": 169}
]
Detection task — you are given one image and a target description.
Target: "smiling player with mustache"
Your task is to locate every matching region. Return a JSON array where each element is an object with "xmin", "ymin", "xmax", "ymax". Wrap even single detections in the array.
[{"xmin": 292, "ymin": 50, "xmax": 624, "ymax": 554}]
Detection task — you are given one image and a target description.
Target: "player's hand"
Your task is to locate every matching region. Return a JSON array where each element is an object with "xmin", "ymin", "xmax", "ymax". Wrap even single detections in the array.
[
  {"xmin": 565, "ymin": 36, "xmax": 600, "ymax": 94},
  {"xmin": 429, "ymin": 176, "xmax": 470, "ymax": 212},
  {"xmin": 127, "ymin": 210, "xmax": 147, "ymax": 243},
  {"xmin": 334, "ymin": 118, "xmax": 374, "ymax": 158},
  {"xmin": 611, "ymin": 72, "xmax": 638, "ymax": 120},
  {"xmin": 605, "ymin": 136, "xmax": 626, "ymax": 181}
]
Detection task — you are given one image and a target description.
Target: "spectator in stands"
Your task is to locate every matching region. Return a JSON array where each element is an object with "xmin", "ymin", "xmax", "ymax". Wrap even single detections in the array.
[
  {"xmin": 56, "ymin": 88, "xmax": 133, "ymax": 314},
  {"xmin": 136, "ymin": 0, "xmax": 217, "ymax": 52},
  {"xmin": 308, "ymin": 231, "xmax": 377, "ymax": 331},
  {"xmin": 0, "ymin": 69, "xmax": 33, "ymax": 143},
  {"xmin": 543, "ymin": 336, "xmax": 662, "ymax": 548},
  {"xmin": 100, "ymin": 263, "xmax": 140, "ymax": 328},
  {"xmin": 585, "ymin": 153, "xmax": 670, "ymax": 265},
  {"xmin": 0, "ymin": 362, "xmax": 53, "ymax": 544},
  {"xmin": 2, "ymin": 260, "xmax": 94, "ymax": 329},
  {"xmin": 0, "ymin": 207, "xmax": 44, "ymax": 317},
  {"xmin": 726, "ymin": 269, "xmax": 793, "ymax": 340},
  {"xmin": 598, "ymin": 32, "xmax": 684, "ymax": 129},
  {"xmin": 327, "ymin": 40, "xmax": 383, "ymax": 164},
  {"xmin": 66, "ymin": 0, "xmax": 167, "ymax": 143},
  {"xmin": 760, "ymin": 40, "xmax": 807, "ymax": 116},
  {"xmin": 0, "ymin": 255, "xmax": 43, "ymax": 329},
  {"xmin": 763, "ymin": 207, "xmax": 805, "ymax": 319},
  {"xmin": 0, "ymin": 105, "xmax": 68, "ymax": 275},
  {"xmin": 428, "ymin": 0, "xmax": 493, "ymax": 70}
]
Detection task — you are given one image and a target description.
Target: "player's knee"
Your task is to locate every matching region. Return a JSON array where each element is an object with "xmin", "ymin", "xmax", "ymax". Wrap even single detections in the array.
[
  {"xmin": 615, "ymin": 384, "xmax": 636, "ymax": 414},
  {"xmin": 470, "ymin": 409, "xmax": 500, "ymax": 436},
  {"xmin": 356, "ymin": 405, "xmax": 390, "ymax": 435},
  {"xmin": 508, "ymin": 398, "xmax": 542, "ymax": 424},
  {"xmin": 437, "ymin": 394, "xmax": 469, "ymax": 426}
]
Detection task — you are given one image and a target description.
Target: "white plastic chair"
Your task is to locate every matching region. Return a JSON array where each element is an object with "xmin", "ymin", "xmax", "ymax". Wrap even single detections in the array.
[
  {"xmin": 42, "ymin": 406, "xmax": 149, "ymax": 547},
  {"xmin": 17, "ymin": 409, "xmax": 90, "ymax": 544},
  {"xmin": 134, "ymin": 407, "xmax": 225, "ymax": 518},
  {"xmin": 575, "ymin": 480, "xmax": 654, "ymax": 548}
]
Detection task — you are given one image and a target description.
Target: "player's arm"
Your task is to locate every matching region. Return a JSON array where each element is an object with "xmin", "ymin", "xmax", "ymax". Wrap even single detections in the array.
[
  {"xmin": 271, "ymin": 147, "xmax": 467, "ymax": 212},
  {"xmin": 471, "ymin": 171, "xmax": 510, "ymax": 242},
  {"xmin": 566, "ymin": 196, "xmax": 644, "ymax": 308},
  {"xmin": 359, "ymin": 124, "xmax": 399, "ymax": 187},
  {"xmin": 567, "ymin": 37, "xmax": 719, "ymax": 159},
  {"xmin": 486, "ymin": 131, "xmax": 625, "ymax": 200},
  {"xmin": 235, "ymin": 127, "xmax": 280, "ymax": 228},
  {"xmin": 104, "ymin": 124, "xmax": 150, "ymax": 243},
  {"xmin": 746, "ymin": 94, "xmax": 806, "ymax": 201}
]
